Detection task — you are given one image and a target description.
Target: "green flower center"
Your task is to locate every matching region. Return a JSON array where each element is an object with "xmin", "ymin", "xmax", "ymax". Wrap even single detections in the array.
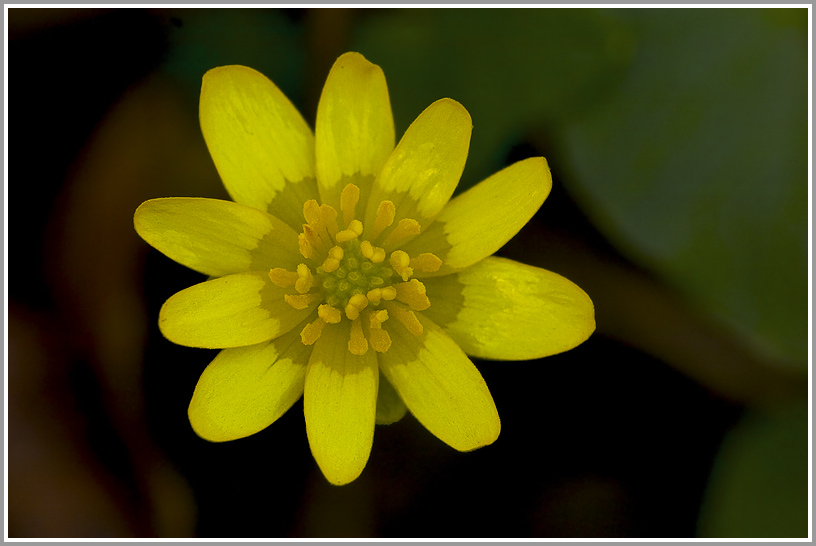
[{"xmin": 317, "ymin": 239, "xmax": 395, "ymax": 309}]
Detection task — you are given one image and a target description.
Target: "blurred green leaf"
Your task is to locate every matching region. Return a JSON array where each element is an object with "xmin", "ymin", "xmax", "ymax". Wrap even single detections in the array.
[
  {"xmin": 559, "ymin": 9, "xmax": 807, "ymax": 366},
  {"xmin": 698, "ymin": 398, "xmax": 808, "ymax": 537},
  {"xmin": 353, "ymin": 8, "xmax": 634, "ymax": 186}
]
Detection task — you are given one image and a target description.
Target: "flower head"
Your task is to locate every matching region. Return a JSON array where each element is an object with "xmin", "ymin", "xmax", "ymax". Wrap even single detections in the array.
[{"xmin": 134, "ymin": 52, "xmax": 595, "ymax": 485}]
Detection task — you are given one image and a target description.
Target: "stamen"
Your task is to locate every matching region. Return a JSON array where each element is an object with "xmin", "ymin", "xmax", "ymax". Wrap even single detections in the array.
[
  {"xmin": 389, "ymin": 250, "xmax": 414, "ymax": 282},
  {"xmin": 304, "ymin": 200, "xmax": 332, "ymax": 249},
  {"xmin": 381, "ymin": 286, "xmax": 397, "ymax": 301},
  {"xmin": 300, "ymin": 317, "xmax": 326, "ymax": 345},
  {"xmin": 385, "ymin": 302, "xmax": 423, "ymax": 336},
  {"xmin": 344, "ymin": 293, "xmax": 369, "ymax": 321},
  {"xmin": 302, "ymin": 224, "xmax": 326, "ymax": 252},
  {"xmin": 295, "ymin": 264, "xmax": 314, "ymax": 294},
  {"xmin": 395, "ymin": 279, "xmax": 431, "ymax": 311},
  {"xmin": 410, "ymin": 253, "xmax": 443, "ymax": 274},
  {"xmin": 367, "ymin": 309, "xmax": 392, "ymax": 353},
  {"xmin": 340, "ymin": 183, "xmax": 360, "ymax": 227},
  {"xmin": 321, "ymin": 246, "xmax": 345, "ymax": 273},
  {"xmin": 369, "ymin": 328, "xmax": 392, "ymax": 353},
  {"xmin": 320, "ymin": 204, "xmax": 339, "ymax": 238},
  {"xmin": 348, "ymin": 317, "xmax": 368, "ymax": 355},
  {"xmin": 268, "ymin": 268, "xmax": 298, "ymax": 287},
  {"xmin": 370, "ymin": 200, "xmax": 396, "ymax": 240},
  {"xmin": 366, "ymin": 288, "xmax": 382, "ymax": 302},
  {"xmin": 318, "ymin": 304, "xmax": 342, "ymax": 324},
  {"xmin": 369, "ymin": 309, "xmax": 389, "ymax": 329},
  {"xmin": 382, "ymin": 218, "xmax": 421, "ymax": 249},
  {"xmin": 285, "ymin": 293, "xmax": 317, "ymax": 310},
  {"xmin": 360, "ymin": 240, "xmax": 386, "ymax": 264},
  {"xmin": 298, "ymin": 233, "xmax": 316, "ymax": 259},
  {"xmin": 335, "ymin": 219, "xmax": 364, "ymax": 243}
]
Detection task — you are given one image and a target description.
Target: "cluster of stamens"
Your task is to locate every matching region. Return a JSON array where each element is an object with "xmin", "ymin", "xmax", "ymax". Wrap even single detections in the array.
[{"xmin": 268, "ymin": 183, "xmax": 442, "ymax": 355}]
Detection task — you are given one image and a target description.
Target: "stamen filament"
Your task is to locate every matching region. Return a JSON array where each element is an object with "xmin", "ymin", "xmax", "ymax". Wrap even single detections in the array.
[
  {"xmin": 268, "ymin": 268, "xmax": 298, "ymax": 287},
  {"xmin": 370, "ymin": 200, "xmax": 396, "ymax": 240},
  {"xmin": 340, "ymin": 183, "xmax": 360, "ymax": 228},
  {"xmin": 395, "ymin": 279, "xmax": 431, "ymax": 310},
  {"xmin": 382, "ymin": 218, "xmax": 421, "ymax": 249},
  {"xmin": 349, "ymin": 317, "xmax": 368, "ymax": 355}
]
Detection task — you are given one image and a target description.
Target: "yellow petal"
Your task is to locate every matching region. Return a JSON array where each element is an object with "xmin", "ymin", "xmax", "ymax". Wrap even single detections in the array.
[
  {"xmin": 375, "ymin": 371, "xmax": 408, "ymax": 425},
  {"xmin": 380, "ymin": 312, "xmax": 500, "ymax": 451},
  {"xmin": 402, "ymin": 157, "xmax": 552, "ymax": 276},
  {"xmin": 134, "ymin": 197, "xmax": 302, "ymax": 277},
  {"xmin": 200, "ymin": 65, "xmax": 317, "ymax": 228},
  {"xmin": 423, "ymin": 257, "xmax": 595, "ymax": 360},
  {"xmin": 365, "ymin": 98, "xmax": 472, "ymax": 229},
  {"xmin": 188, "ymin": 327, "xmax": 311, "ymax": 442},
  {"xmin": 304, "ymin": 322, "xmax": 379, "ymax": 485},
  {"xmin": 159, "ymin": 272, "xmax": 315, "ymax": 348},
  {"xmin": 316, "ymin": 52, "xmax": 394, "ymax": 209}
]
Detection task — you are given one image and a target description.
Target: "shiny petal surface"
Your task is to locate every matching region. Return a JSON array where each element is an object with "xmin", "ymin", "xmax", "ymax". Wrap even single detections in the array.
[
  {"xmin": 424, "ymin": 257, "xmax": 595, "ymax": 360},
  {"xmin": 200, "ymin": 65, "xmax": 316, "ymax": 216},
  {"xmin": 316, "ymin": 52, "xmax": 394, "ymax": 207},
  {"xmin": 366, "ymin": 99, "xmax": 471, "ymax": 230},
  {"xmin": 380, "ymin": 311, "xmax": 500, "ymax": 451},
  {"xmin": 134, "ymin": 197, "xmax": 302, "ymax": 277},
  {"xmin": 188, "ymin": 327, "xmax": 311, "ymax": 442},
  {"xmin": 304, "ymin": 323, "xmax": 379, "ymax": 485},
  {"xmin": 402, "ymin": 157, "xmax": 551, "ymax": 276},
  {"xmin": 159, "ymin": 272, "xmax": 315, "ymax": 349}
]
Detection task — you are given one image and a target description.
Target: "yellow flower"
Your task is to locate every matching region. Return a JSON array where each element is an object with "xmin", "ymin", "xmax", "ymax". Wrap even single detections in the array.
[{"xmin": 134, "ymin": 52, "xmax": 595, "ymax": 486}]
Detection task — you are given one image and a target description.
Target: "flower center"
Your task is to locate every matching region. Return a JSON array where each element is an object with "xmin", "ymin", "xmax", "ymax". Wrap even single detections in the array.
[{"xmin": 268, "ymin": 183, "xmax": 442, "ymax": 355}]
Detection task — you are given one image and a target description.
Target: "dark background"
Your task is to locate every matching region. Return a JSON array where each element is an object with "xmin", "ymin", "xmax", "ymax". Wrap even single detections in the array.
[{"xmin": 8, "ymin": 7, "xmax": 809, "ymax": 538}]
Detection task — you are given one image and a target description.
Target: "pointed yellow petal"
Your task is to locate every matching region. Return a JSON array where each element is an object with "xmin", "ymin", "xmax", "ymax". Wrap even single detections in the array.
[
  {"xmin": 366, "ymin": 98, "xmax": 471, "ymax": 228},
  {"xmin": 304, "ymin": 322, "xmax": 379, "ymax": 485},
  {"xmin": 316, "ymin": 52, "xmax": 394, "ymax": 208},
  {"xmin": 188, "ymin": 327, "xmax": 311, "ymax": 442},
  {"xmin": 423, "ymin": 257, "xmax": 595, "ymax": 360},
  {"xmin": 380, "ymin": 312, "xmax": 500, "ymax": 451},
  {"xmin": 402, "ymin": 157, "xmax": 552, "ymax": 276},
  {"xmin": 200, "ymin": 65, "xmax": 317, "ymax": 227},
  {"xmin": 375, "ymin": 372, "xmax": 407, "ymax": 425},
  {"xmin": 134, "ymin": 197, "xmax": 302, "ymax": 277},
  {"xmin": 159, "ymin": 272, "xmax": 316, "ymax": 348}
]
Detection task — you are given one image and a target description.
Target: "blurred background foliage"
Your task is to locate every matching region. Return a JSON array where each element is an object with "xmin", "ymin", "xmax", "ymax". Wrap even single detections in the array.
[{"xmin": 8, "ymin": 7, "xmax": 809, "ymax": 538}]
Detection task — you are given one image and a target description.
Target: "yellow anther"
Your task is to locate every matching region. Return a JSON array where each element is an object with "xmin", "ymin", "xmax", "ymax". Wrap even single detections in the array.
[
  {"xmin": 303, "ymin": 199, "xmax": 323, "ymax": 227},
  {"xmin": 340, "ymin": 183, "xmax": 360, "ymax": 227},
  {"xmin": 382, "ymin": 217, "xmax": 421, "ymax": 249},
  {"xmin": 268, "ymin": 268, "xmax": 298, "ymax": 287},
  {"xmin": 366, "ymin": 288, "xmax": 382, "ymax": 302},
  {"xmin": 360, "ymin": 240, "xmax": 374, "ymax": 259},
  {"xmin": 390, "ymin": 250, "xmax": 414, "ymax": 281},
  {"xmin": 335, "ymin": 219, "xmax": 364, "ymax": 243},
  {"xmin": 344, "ymin": 293, "xmax": 369, "ymax": 321},
  {"xmin": 295, "ymin": 264, "xmax": 314, "ymax": 294},
  {"xmin": 380, "ymin": 286, "xmax": 397, "ymax": 301},
  {"xmin": 410, "ymin": 253, "xmax": 442, "ymax": 274},
  {"xmin": 369, "ymin": 328, "xmax": 392, "ymax": 353},
  {"xmin": 349, "ymin": 293, "xmax": 369, "ymax": 309},
  {"xmin": 320, "ymin": 204, "xmax": 339, "ymax": 238},
  {"xmin": 302, "ymin": 224, "xmax": 326, "ymax": 253},
  {"xmin": 348, "ymin": 317, "xmax": 369, "ymax": 355},
  {"xmin": 321, "ymin": 245, "xmax": 345, "ymax": 273},
  {"xmin": 300, "ymin": 317, "xmax": 326, "ymax": 345},
  {"xmin": 395, "ymin": 279, "xmax": 431, "ymax": 311},
  {"xmin": 369, "ymin": 309, "xmax": 389, "ymax": 329},
  {"xmin": 385, "ymin": 302, "xmax": 423, "ymax": 337},
  {"xmin": 285, "ymin": 293, "xmax": 317, "ymax": 310},
  {"xmin": 359, "ymin": 240, "xmax": 386, "ymax": 264},
  {"xmin": 318, "ymin": 304, "xmax": 342, "ymax": 324},
  {"xmin": 371, "ymin": 200, "xmax": 396, "ymax": 240},
  {"xmin": 298, "ymin": 233, "xmax": 316, "ymax": 259}
]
